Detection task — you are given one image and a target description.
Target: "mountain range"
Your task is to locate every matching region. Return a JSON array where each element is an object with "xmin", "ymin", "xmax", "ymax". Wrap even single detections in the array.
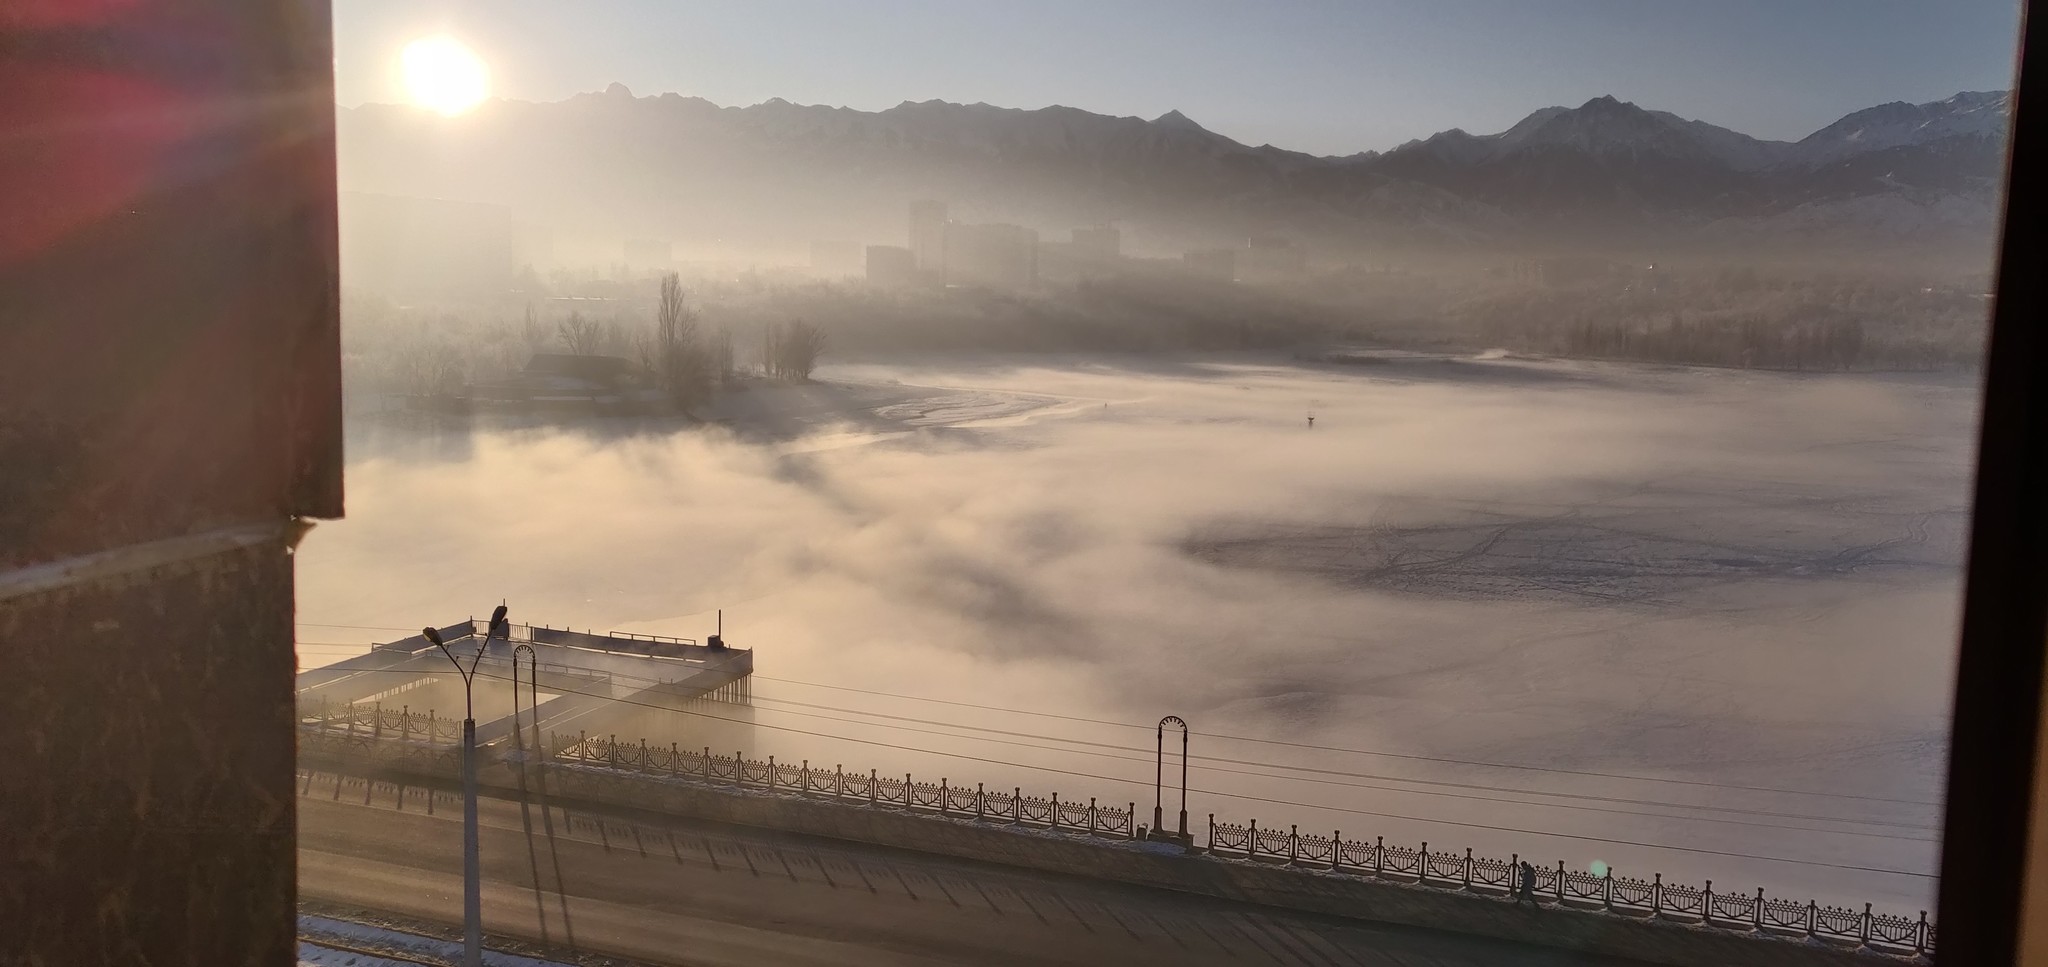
[{"xmin": 336, "ymin": 86, "xmax": 2010, "ymax": 265}]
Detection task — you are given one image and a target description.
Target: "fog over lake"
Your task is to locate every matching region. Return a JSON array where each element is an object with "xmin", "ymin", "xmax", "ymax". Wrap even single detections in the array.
[{"xmin": 298, "ymin": 352, "xmax": 1976, "ymax": 910}]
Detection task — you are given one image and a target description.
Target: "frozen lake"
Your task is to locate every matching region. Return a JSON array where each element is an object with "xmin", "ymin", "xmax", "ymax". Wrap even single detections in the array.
[{"xmin": 298, "ymin": 351, "xmax": 1978, "ymax": 914}]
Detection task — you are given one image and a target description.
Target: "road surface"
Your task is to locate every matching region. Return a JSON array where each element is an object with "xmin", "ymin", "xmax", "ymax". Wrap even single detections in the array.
[{"xmin": 297, "ymin": 770, "xmax": 1647, "ymax": 967}]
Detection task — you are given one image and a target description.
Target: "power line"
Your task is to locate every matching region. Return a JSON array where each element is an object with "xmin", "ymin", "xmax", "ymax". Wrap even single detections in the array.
[
  {"xmin": 750, "ymin": 674, "xmax": 1942, "ymax": 808},
  {"xmin": 488, "ymin": 669, "xmax": 1946, "ymax": 879},
  {"xmin": 300, "ymin": 661, "xmax": 1942, "ymax": 871},
  {"xmin": 745, "ymin": 695, "xmax": 1936, "ymax": 835},
  {"xmin": 296, "ymin": 656, "xmax": 1934, "ymax": 836},
  {"xmin": 292, "ymin": 626, "xmax": 1941, "ymax": 807}
]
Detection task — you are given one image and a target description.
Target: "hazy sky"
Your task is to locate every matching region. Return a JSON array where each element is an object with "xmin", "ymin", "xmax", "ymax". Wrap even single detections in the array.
[{"xmin": 333, "ymin": 1, "xmax": 2021, "ymax": 155}]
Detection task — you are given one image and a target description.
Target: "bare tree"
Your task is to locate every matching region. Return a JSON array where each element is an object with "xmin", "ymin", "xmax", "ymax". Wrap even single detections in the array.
[
  {"xmin": 557, "ymin": 311, "xmax": 604, "ymax": 355},
  {"xmin": 712, "ymin": 325, "xmax": 736, "ymax": 387},
  {"xmin": 776, "ymin": 318, "xmax": 827, "ymax": 380},
  {"xmin": 656, "ymin": 273, "xmax": 689, "ymax": 359},
  {"xmin": 631, "ymin": 327, "xmax": 658, "ymax": 374},
  {"xmin": 598, "ymin": 314, "xmax": 634, "ymax": 357},
  {"xmin": 654, "ymin": 271, "xmax": 712, "ymax": 407},
  {"xmin": 521, "ymin": 302, "xmax": 546, "ymax": 348},
  {"xmin": 402, "ymin": 339, "xmax": 465, "ymax": 397}
]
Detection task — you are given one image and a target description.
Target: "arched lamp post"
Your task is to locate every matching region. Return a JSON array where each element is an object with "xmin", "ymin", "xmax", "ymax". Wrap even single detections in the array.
[
  {"xmin": 1153, "ymin": 715, "xmax": 1189, "ymax": 843},
  {"xmin": 510, "ymin": 640, "xmax": 539, "ymax": 759}
]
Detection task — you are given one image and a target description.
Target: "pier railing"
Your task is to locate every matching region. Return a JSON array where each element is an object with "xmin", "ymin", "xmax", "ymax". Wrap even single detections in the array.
[
  {"xmin": 549, "ymin": 728, "xmax": 1933, "ymax": 958},
  {"xmin": 552, "ymin": 731, "xmax": 1139, "ymax": 839},
  {"xmin": 1206, "ymin": 817, "xmax": 1931, "ymax": 954},
  {"xmin": 295, "ymin": 717, "xmax": 1933, "ymax": 958}
]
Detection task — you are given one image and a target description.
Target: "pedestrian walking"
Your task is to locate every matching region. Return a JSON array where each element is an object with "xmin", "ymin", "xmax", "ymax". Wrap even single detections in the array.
[{"xmin": 1515, "ymin": 861, "xmax": 1538, "ymax": 907}]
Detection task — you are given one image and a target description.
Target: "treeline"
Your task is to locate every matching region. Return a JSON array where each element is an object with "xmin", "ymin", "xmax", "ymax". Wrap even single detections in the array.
[
  {"xmin": 705, "ymin": 275, "xmax": 1353, "ymax": 355},
  {"xmin": 1447, "ymin": 274, "xmax": 1989, "ymax": 371},
  {"xmin": 1564, "ymin": 315, "xmax": 1869, "ymax": 371},
  {"xmin": 340, "ymin": 261, "xmax": 1988, "ymax": 404}
]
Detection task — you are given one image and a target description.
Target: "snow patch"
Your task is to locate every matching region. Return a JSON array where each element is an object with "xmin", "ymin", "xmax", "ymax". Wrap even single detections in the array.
[
  {"xmin": 299, "ymin": 943, "xmax": 420, "ymax": 967},
  {"xmin": 299, "ymin": 915, "xmax": 575, "ymax": 967},
  {"xmin": 1793, "ymin": 91, "xmax": 2011, "ymax": 166}
]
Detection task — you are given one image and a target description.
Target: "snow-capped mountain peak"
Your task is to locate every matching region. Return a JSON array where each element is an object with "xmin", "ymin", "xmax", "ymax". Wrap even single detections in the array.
[{"xmin": 1794, "ymin": 91, "xmax": 2012, "ymax": 166}]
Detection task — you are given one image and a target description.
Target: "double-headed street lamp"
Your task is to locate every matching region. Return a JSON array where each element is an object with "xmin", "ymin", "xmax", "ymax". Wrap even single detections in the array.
[{"xmin": 422, "ymin": 604, "xmax": 509, "ymax": 967}]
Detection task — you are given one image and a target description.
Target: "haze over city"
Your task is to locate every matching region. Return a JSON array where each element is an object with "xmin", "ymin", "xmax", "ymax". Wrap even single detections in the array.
[
  {"xmin": 14, "ymin": 4, "xmax": 2037, "ymax": 966},
  {"xmin": 319, "ymin": 0, "xmax": 2010, "ymax": 956}
]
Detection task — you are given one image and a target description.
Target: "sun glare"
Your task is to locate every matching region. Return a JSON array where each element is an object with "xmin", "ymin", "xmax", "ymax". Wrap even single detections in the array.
[{"xmin": 401, "ymin": 36, "xmax": 489, "ymax": 116}]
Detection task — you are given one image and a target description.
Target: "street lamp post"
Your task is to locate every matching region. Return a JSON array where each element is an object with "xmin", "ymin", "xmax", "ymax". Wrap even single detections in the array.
[
  {"xmin": 1153, "ymin": 715, "xmax": 1189, "ymax": 843},
  {"xmin": 423, "ymin": 604, "xmax": 508, "ymax": 967}
]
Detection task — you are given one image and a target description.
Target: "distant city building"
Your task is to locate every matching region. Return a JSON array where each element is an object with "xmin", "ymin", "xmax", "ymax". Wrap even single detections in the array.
[
  {"xmin": 810, "ymin": 239, "xmax": 863, "ymax": 278},
  {"xmin": 338, "ymin": 191, "xmax": 515, "ymax": 301},
  {"xmin": 1035, "ymin": 240, "xmax": 1083, "ymax": 285},
  {"xmin": 865, "ymin": 244, "xmax": 918, "ymax": 287},
  {"xmin": 514, "ymin": 223, "xmax": 554, "ymax": 270},
  {"xmin": 909, "ymin": 200, "xmax": 947, "ymax": 273},
  {"xmin": 1183, "ymin": 248, "xmax": 1236, "ymax": 282},
  {"xmin": 943, "ymin": 222, "xmax": 1038, "ymax": 289},
  {"xmin": 1237, "ymin": 235, "xmax": 1307, "ymax": 281},
  {"xmin": 622, "ymin": 238, "xmax": 673, "ymax": 273},
  {"xmin": 1038, "ymin": 224, "xmax": 1123, "ymax": 284},
  {"xmin": 1071, "ymin": 224, "xmax": 1121, "ymax": 261}
]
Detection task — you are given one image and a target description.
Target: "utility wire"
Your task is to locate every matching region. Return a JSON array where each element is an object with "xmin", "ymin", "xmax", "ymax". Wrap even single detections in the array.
[
  {"xmin": 299, "ymin": 659, "xmax": 1943, "ymax": 870},
  {"xmin": 745, "ymin": 695, "xmax": 1937, "ymax": 834},
  {"xmin": 753, "ymin": 674, "xmax": 1942, "ymax": 808},
  {"xmin": 504, "ymin": 668, "xmax": 1947, "ymax": 878},
  {"xmin": 294, "ymin": 626, "xmax": 1942, "ymax": 807},
  {"xmin": 298, "ymin": 654, "xmax": 1936, "ymax": 835}
]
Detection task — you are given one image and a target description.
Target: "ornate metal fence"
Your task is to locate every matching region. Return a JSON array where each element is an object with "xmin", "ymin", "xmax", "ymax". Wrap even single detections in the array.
[
  {"xmin": 550, "ymin": 731, "xmax": 1138, "ymax": 840},
  {"xmin": 299, "ymin": 723, "xmax": 458, "ymax": 771},
  {"xmin": 1204, "ymin": 816, "xmax": 1933, "ymax": 956},
  {"xmin": 296, "ymin": 713, "xmax": 1934, "ymax": 958},
  {"xmin": 299, "ymin": 698, "xmax": 465, "ymax": 743}
]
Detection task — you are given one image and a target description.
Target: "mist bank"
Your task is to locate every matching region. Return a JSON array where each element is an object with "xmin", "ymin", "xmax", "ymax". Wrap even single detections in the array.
[{"xmin": 302, "ymin": 354, "xmax": 1974, "ymax": 910}]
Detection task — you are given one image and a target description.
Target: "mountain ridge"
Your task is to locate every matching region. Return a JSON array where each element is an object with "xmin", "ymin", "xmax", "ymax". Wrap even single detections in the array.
[{"xmin": 335, "ymin": 87, "xmax": 2012, "ymax": 260}]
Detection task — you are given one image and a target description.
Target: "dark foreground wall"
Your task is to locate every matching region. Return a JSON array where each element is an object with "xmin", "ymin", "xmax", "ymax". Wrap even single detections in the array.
[
  {"xmin": 0, "ymin": 3, "xmax": 341, "ymax": 965},
  {"xmin": 304, "ymin": 737, "xmax": 1908, "ymax": 967},
  {"xmin": 4, "ymin": 535, "xmax": 299, "ymax": 964}
]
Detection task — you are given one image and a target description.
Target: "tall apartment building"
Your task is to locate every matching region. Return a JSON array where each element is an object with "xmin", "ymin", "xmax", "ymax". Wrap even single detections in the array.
[{"xmin": 909, "ymin": 199, "xmax": 948, "ymax": 274}]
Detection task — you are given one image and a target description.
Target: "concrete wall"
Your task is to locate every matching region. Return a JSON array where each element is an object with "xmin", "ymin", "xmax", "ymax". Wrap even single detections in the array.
[{"xmin": 303, "ymin": 738, "xmax": 1912, "ymax": 967}]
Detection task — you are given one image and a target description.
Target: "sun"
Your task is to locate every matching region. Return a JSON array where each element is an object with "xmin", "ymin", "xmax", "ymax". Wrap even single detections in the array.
[{"xmin": 401, "ymin": 36, "xmax": 489, "ymax": 116}]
